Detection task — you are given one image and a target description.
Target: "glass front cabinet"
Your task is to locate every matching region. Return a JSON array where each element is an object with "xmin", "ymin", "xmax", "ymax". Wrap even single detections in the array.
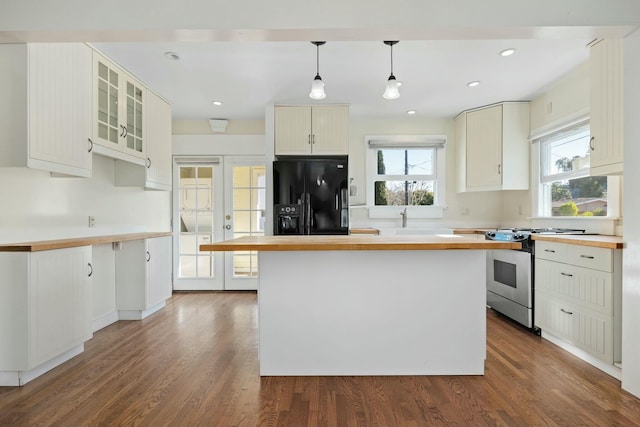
[{"xmin": 93, "ymin": 52, "xmax": 146, "ymax": 160}]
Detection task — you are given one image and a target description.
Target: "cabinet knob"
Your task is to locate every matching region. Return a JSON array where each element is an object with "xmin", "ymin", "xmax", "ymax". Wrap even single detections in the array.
[
  {"xmin": 146, "ymin": 157, "xmax": 151, "ymax": 169},
  {"xmin": 497, "ymin": 164, "xmax": 501, "ymax": 175},
  {"xmin": 225, "ymin": 224, "xmax": 231, "ymax": 230},
  {"xmin": 589, "ymin": 136, "xmax": 595, "ymax": 151},
  {"xmin": 146, "ymin": 251, "xmax": 151, "ymax": 262},
  {"xmin": 88, "ymin": 138, "xmax": 93, "ymax": 153},
  {"xmin": 308, "ymin": 134, "xmax": 311, "ymax": 145},
  {"xmin": 88, "ymin": 263, "xmax": 93, "ymax": 277}
]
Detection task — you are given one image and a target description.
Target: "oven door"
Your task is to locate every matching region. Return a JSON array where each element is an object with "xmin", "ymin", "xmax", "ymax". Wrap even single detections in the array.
[{"xmin": 486, "ymin": 249, "xmax": 532, "ymax": 308}]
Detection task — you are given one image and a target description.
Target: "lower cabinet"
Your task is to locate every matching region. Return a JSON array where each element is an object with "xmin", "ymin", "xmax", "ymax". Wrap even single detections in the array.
[
  {"xmin": 116, "ymin": 236, "xmax": 172, "ymax": 320},
  {"xmin": 535, "ymin": 241, "xmax": 621, "ymax": 365},
  {"xmin": 0, "ymin": 246, "xmax": 92, "ymax": 386}
]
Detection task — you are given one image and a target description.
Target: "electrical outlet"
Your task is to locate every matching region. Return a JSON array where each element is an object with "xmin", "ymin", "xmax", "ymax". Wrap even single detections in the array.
[{"xmin": 88, "ymin": 216, "xmax": 96, "ymax": 228}]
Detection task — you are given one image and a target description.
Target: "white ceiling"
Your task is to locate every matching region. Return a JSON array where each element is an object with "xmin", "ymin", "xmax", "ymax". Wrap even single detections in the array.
[{"xmin": 92, "ymin": 38, "xmax": 591, "ymax": 121}]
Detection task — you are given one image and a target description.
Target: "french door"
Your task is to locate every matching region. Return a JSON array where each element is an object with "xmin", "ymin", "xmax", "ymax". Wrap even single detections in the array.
[{"xmin": 173, "ymin": 156, "xmax": 266, "ymax": 291}]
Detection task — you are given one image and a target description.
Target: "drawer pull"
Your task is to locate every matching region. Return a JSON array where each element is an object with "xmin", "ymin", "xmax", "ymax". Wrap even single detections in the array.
[
  {"xmin": 580, "ymin": 255, "xmax": 595, "ymax": 259},
  {"xmin": 560, "ymin": 272, "xmax": 573, "ymax": 277},
  {"xmin": 560, "ymin": 308, "xmax": 574, "ymax": 315},
  {"xmin": 544, "ymin": 249, "xmax": 555, "ymax": 253}
]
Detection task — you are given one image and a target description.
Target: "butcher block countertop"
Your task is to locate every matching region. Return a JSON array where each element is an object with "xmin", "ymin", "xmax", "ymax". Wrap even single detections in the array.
[
  {"xmin": 531, "ymin": 234, "xmax": 623, "ymax": 249},
  {"xmin": 200, "ymin": 235, "xmax": 522, "ymax": 252},
  {"xmin": 0, "ymin": 232, "xmax": 172, "ymax": 252}
]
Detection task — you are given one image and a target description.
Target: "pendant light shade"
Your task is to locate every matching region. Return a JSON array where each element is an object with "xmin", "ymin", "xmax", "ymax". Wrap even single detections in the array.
[
  {"xmin": 383, "ymin": 41, "xmax": 400, "ymax": 100},
  {"xmin": 309, "ymin": 41, "xmax": 326, "ymax": 100}
]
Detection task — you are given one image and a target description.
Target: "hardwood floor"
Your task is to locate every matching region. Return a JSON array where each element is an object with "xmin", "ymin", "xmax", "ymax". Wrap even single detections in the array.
[{"xmin": 1, "ymin": 291, "xmax": 640, "ymax": 426}]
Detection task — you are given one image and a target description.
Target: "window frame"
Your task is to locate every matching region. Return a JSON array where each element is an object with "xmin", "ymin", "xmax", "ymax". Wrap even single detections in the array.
[
  {"xmin": 532, "ymin": 119, "xmax": 620, "ymax": 219},
  {"xmin": 365, "ymin": 135, "xmax": 447, "ymax": 219}
]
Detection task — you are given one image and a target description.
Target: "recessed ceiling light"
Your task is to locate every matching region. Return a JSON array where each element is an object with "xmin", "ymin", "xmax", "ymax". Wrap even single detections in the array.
[
  {"xmin": 467, "ymin": 81, "xmax": 480, "ymax": 87},
  {"xmin": 212, "ymin": 101, "xmax": 223, "ymax": 106},
  {"xmin": 500, "ymin": 48, "xmax": 515, "ymax": 57},
  {"xmin": 407, "ymin": 110, "xmax": 416, "ymax": 115},
  {"xmin": 164, "ymin": 51, "xmax": 180, "ymax": 60}
]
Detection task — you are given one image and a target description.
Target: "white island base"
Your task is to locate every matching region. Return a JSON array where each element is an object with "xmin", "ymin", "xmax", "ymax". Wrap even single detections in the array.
[{"xmin": 258, "ymin": 249, "xmax": 487, "ymax": 376}]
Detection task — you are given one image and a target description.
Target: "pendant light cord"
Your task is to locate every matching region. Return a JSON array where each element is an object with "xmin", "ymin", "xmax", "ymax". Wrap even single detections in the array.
[
  {"xmin": 390, "ymin": 43, "xmax": 394, "ymax": 76},
  {"xmin": 316, "ymin": 43, "xmax": 320, "ymax": 76}
]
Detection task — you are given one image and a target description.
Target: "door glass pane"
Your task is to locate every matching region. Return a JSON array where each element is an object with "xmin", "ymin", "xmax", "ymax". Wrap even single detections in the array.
[
  {"xmin": 109, "ymin": 86, "xmax": 118, "ymax": 127},
  {"xmin": 230, "ymin": 165, "xmax": 266, "ymax": 278},
  {"xmin": 177, "ymin": 165, "xmax": 216, "ymax": 279},
  {"xmin": 180, "ymin": 255, "xmax": 197, "ymax": 278},
  {"xmin": 98, "ymin": 62, "xmax": 108, "ymax": 80}
]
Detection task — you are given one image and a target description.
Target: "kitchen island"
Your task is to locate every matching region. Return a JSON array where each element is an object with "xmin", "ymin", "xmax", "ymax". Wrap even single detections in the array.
[{"xmin": 201, "ymin": 235, "xmax": 520, "ymax": 376}]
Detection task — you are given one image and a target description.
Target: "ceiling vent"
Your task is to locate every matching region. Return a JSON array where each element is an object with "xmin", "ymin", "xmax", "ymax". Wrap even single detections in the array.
[{"xmin": 209, "ymin": 119, "xmax": 229, "ymax": 133}]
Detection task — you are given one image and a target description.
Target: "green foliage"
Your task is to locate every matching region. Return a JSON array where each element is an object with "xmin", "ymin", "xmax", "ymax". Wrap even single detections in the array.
[
  {"xmin": 412, "ymin": 190, "xmax": 434, "ymax": 206},
  {"xmin": 375, "ymin": 151, "xmax": 387, "ymax": 205},
  {"xmin": 551, "ymin": 182, "xmax": 572, "ymax": 201},
  {"xmin": 569, "ymin": 176, "xmax": 606, "ymax": 198},
  {"xmin": 593, "ymin": 208, "xmax": 606, "ymax": 216},
  {"xmin": 580, "ymin": 211, "xmax": 594, "ymax": 216},
  {"xmin": 557, "ymin": 201, "xmax": 578, "ymax": 216}
]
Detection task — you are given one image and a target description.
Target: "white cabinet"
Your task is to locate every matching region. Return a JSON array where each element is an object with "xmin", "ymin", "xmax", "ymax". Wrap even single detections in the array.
[
  {"xmin": 535, "ymin": 241, "xmax": 621, "ymax": 365},
  {"xmin": 0, "ymin": 43, "xmax": 93, "ymax": 177},
  {"xmin": 116, "ymin": 236, "xmax": 172, "ymax": 320},
  {"xmin": 589, "ymin": 39, "xmax": 624, "ymax": 175},
  {"xmin": 0, "ymin": 246, "xmax": 92, "ymax": 386},
  {"xmin": 275, "ymin": 105, "xmax": 349, "ymax": 155},
  {"xmin": 93, "ymin": 52, "xmax": 146, "ymax": 163},
  {"xmin": 455, "ymin": 102, "xmax": 529, "ymax": 192},
  {"xmin": 114, "ymin": 90, "xmax": 173, "ymax": 190}
]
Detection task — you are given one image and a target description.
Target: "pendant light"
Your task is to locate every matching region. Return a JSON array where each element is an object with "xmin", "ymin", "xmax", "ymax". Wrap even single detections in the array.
[
  {"xmin": 309, "ymin": 41, "xmax": 327, "ymax": 100},
  {"xmin": 383, "ymin": 40, "xmax": 400, "ymax": 100}
]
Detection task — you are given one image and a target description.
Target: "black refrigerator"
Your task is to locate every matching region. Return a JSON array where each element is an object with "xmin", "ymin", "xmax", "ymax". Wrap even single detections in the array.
[{"xmin": 273, "ymin": 157, "xmax": 349, "ymax": 235}]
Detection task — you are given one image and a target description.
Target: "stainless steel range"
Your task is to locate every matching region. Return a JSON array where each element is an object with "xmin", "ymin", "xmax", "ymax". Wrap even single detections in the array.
[{"xmin": 485, "ymin": 228, "xmax": 585, "ymax": 334}]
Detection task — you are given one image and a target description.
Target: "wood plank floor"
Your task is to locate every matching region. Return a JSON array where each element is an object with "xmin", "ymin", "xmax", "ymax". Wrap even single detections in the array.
[{"xmin": 1, "ymin": 291, "xmax": 640, "ymax": 426}]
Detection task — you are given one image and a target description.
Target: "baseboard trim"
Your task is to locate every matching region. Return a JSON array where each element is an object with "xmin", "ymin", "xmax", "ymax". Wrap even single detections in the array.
[
  {"xmin": 118, "ymin": 301, "xmax": 166, "ymax": 320},
  {"xmin": 92, "ymin": 310, "xmax": 119, "ymax": 333},
  {"xmin": 0, "ymin": 344, "xmax": 84, "ymax": 386}
]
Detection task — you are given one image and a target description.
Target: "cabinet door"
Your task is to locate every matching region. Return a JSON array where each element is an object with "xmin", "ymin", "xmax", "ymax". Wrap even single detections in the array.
[
  {"xmin": 590, "ymin": 39, "xmax": 623, "ymax": 175},
  {"xmin": 29, "ymin": 246, "xmax": 91, "ymax": 368},
  {"xmin": 466, "ymin": 105, "xmax": 502, "ymax": 189},
  {"xmin": 27, "ymin": 43, "xmax": 92, "ymax": 177},
  {"xmin": 311, "ymin": 105, "xmax": 349, "ymax": 155},
  {"xmin": 94, "ymin": 54, "xmax": 122, "ymax": 150},
  {"xmin": 275, "ymin": 106, "xmax": 312, "ymax": 155},
  {"xmin": 146, "ymin": 236, "xmax": 172, "ymax": 308},
  {"xmin": 123, "ymin": 77, "xmax": 146, "ymax": 159},
  {"xmin": 145, "ymin": 91, "xmax": 172, "ymax": 190}
]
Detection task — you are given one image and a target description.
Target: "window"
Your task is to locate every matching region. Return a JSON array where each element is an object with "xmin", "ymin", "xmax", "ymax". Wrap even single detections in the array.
[
  {"xmin": 366, "ymin": 135, "xmax": 446, "ymax": 218},
  {"xmin": 537, "ymin": 123, "xmax": 608, "ymax": 217}
]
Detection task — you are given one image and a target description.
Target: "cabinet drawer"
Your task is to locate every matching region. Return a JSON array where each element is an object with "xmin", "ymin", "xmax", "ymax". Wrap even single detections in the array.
[
  {"xmin": 536, "ymin": 290, "xmax": 613, "ymax": 363},
  {"xmin": 535, "ymin": 259, "xmax": 612, "ymax": 315},
  {"xmin": 535, "ymin": 241, "xmax": 567, "ymax": 263},
  {"xmin": 566, "ymin": 245, "xmax": 612, "ymax": 272}
]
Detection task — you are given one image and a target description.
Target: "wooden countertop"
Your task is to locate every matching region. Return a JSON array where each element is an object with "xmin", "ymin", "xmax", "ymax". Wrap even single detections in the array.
[
  {"xmin": 0, "ymin": 232, "xmax": 172, "ymax": 252},
  {"xmin": 200, "ymin": 235, "xmax": 522, "ymax": 252},
  {"xmin": 532, "ymin": 234, "xmax": 623, "ymax": 249},
  {"xmin": 453, "ymin": 229, "xmax": 493, "ymax": 235},
  {"xmin": 349, "ymin": 228, "xmax": 380, "ymax": 235}
]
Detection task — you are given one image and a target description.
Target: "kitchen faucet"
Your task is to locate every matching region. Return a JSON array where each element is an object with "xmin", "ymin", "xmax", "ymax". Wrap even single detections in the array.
[{"xmin": 400, "ymin": 208, "xmax": 408, "ymax": 228}]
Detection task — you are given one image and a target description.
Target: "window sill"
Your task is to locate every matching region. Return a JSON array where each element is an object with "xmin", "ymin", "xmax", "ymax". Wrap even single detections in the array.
[
  {"xmin": 529, "ymin": 216, "xmax": 620, "ymax": 221},
  {"xmin": 367, "ymin": 205, "xmax": 446, "ymax": 219}
]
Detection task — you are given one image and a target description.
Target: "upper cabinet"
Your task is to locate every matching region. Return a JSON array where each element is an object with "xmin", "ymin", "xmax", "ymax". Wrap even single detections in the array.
[
  {"xmin": 275, "ymin": 105, "xmax": 349, "ymax": 155},
  {"xmin": 456, "ymin": 102, "xmax": 530, "ymax": 192},
  {"xmin": 115, "ymin": 90, "xmax": 172, "ymax": 191},
  {"xmin": 589, "ymin": 39, "xmax": 624, "ymax": 176},
  {"xmin": 93, "ymin": 52, "xmax": 146, "ymax": 163},
  {"xmin": 0, "ymin": 43, "xmax": 93, "ymax": 177}
]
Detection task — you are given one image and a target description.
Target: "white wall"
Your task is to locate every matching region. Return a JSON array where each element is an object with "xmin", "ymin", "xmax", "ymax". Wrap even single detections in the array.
[
  {"xmin": 0, "ymin": 155, "xmax": 171, "ymax": 242},
  {"xmin": 622, "ymin": 28, "xmax": 640, "ymax": 398}
]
